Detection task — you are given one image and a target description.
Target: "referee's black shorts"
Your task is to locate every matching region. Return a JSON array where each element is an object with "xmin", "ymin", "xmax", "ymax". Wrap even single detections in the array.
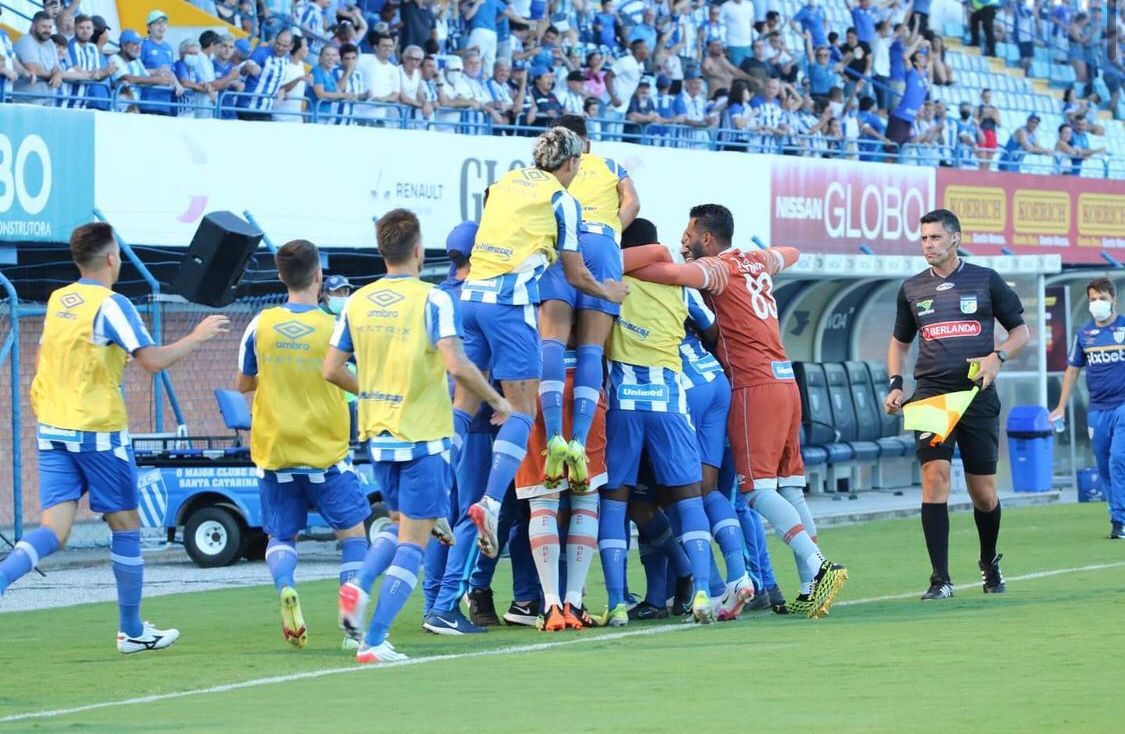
[{"xmin": 907, "ymin": 385, "xmax": 1000, "ymax": 475}]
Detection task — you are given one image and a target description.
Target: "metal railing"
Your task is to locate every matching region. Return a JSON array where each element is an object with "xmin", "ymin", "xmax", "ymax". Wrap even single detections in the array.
[{"xmin": 0, "ymin": 269, "xmax": 22, "ymax": 541}]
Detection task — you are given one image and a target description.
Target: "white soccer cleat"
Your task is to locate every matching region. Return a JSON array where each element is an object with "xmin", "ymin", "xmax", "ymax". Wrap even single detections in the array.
[
  {"xmin": 339, "ymin": 581, "xmax": 370, "ymax": 641},
  {"xmin": 355, "ymin": 639, "xmax": 408, "ymax": 664},
  {"xmin": 117, "ymin": 621, "xmax": 180, "ymax": 655},
  {"xmin": 717, "ymin": 575, "xmax": 756, "ymax": 622},
  {"xmin": 468, "ymin": 497, "xmax": 501, "ymax": 558},
  {"xmin": 431, "ymin": 517, "xmax": 455, "ymax": 546}
]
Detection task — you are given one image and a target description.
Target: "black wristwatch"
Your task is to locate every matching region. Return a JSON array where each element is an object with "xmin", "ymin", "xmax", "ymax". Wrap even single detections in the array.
[{"xmin": 994, "ymin": 350, "xmax": 1008, "ymax": 364}]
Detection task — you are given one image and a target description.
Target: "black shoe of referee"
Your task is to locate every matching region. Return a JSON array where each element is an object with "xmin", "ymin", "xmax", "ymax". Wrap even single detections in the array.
[
  {"xmin": 920, "ymin": 574, "xmax": 954, "ymax": 600},
  {"xmin": 980, "ymin": 554, "xmax": 1006, "ymax": 594},
  {"xmin": 670, "ymin": 575, "xmax": 694, "ymax": 616}
]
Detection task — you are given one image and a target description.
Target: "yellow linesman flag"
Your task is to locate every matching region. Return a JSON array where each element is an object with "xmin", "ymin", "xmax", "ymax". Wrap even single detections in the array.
[
  {"xmin": 903, "ymin": 387, "xmax": 980, "ymax": 446},
  {"xmin": 903, "ymin": 361, "xmax": 983, "ymax": 446}
]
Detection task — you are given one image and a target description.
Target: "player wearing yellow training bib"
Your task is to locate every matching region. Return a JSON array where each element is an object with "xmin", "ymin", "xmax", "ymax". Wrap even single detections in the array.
[
  {"xmin": 537, "ymin": 115, "xmax": 641, "ymax": 497},
  {"xmin": 0, "ymin": 222, "xmax": 227, "ymax": 655},
  {"xmin": 235, "ymin": 239, "xmax": 371, "ymax": 651},
  {"xmin": 326, "ymin": 209, "xmax": 509, "ymax": 665},
  {"xmin": 453, "ymin": 127, "xmax": 629, "ymax": 563}
]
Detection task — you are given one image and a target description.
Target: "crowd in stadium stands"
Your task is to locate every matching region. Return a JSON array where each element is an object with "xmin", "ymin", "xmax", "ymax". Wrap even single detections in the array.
[{"xmin": 0, "ymin": 0, "xmax": 1120, "ymax": 173}]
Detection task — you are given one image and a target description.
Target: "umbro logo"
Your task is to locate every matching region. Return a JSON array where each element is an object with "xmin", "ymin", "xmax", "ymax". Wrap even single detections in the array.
[
  {"xmin": 273, "ymin": 320, "xmax": 316, "ymax": 341},
  {"xmin": 60, "ymin": 293, "xmax": 85, "ymax": 309},
  {"xmin": 367, "ymin": 289, "xmax": 404, "ymax": 308}
]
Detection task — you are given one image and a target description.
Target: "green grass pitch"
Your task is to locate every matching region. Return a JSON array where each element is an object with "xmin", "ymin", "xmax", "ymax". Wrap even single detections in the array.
[{"xmin": 1, "ymin": 503, "xmax": 1122, "ymax": 733}]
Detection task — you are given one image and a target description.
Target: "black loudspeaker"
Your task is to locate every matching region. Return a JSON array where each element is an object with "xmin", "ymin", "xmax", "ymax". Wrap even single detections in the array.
[{"xmin": 170, "ymin": 212, "xmax": 264, "ymax": 307}]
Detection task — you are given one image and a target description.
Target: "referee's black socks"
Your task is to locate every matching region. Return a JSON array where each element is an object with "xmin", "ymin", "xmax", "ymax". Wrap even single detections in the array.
[
  {"xmin": 974, "ymin": 501, "xmax": 1002, "ymax": 563},
  {"xmin": 921, "ymin": 503, "xmax": 950, "ymax": 582}
]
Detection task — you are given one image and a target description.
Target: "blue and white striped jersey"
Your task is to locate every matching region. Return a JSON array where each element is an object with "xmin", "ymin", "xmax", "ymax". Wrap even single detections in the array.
[
  {"xmin": 608, "ymin": 362, "xmax": 690, "ymax": 414},
  {"xmin": 333, "ymin": 66, "xmax": 365, "ymax": 124},
  {"xmin": 244, "ymin": 47, "xmax": 288, "ymax": 111},
  {"xmin": 65, "ymin": 39, "xmax": 103, "ymax": 108},
  {"xmin": 679, "ymin": 288, "xmax": 723, "ymax": 388}
]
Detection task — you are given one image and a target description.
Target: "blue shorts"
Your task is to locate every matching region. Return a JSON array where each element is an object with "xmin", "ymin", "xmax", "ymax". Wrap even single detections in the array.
[
  {"xmin": 461, "ymin": 299, "xmax": 542, "ymax": 381},
  {"xmin": 530, "ymin": 0, "xmax": 547, "ymax": 20},
  {"xmin": 606, "ymin": 409, "xmax": 702, "ymax": 489},
  {"xmin": 687, "ymin": 372, "xmax": 732, "ymax": 469},
  {"xmin": 38, "ymin": 447, "xmax": 138, "ymax": 514},
  {"xmin": 258, "ymin": 463, "xmax": 371, "ymax": 540},
  {"xmin": 372, "ymin": 452, "xmax": 452, "ymax": 521},
  {"xmin": 538, "ymin": 227, "xmax": 623, "ymax": 316}
]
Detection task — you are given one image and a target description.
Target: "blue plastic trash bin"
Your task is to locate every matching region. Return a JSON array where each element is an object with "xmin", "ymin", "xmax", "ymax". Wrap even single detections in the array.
[
  {"xmin": 1006, "ymin": 406, "xmax": 1054, "ymax": 493},
  {"xmin": 1076, "ymin": 467, "xmax": 1106, "ymax": 503}
]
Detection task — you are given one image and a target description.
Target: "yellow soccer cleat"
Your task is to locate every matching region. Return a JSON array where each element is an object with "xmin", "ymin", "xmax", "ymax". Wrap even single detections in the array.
[
  {"xmin": 809, "ymin": 560, "xmax": 848, "ymax": 619},
  {"xmin": 565, "ymin": 439, "xmax": 590, "ymax": 491},
  {"xmin": 691, "ymin": 590, "xmax": 714, "ymax": 625},
  {"xmin": 597, "ymin": 603, "xmax": 629, "ymax": 627},
  {"xmin": 544, "ymin": 434, "xmax": 569, "ymax": 488},
  {"xmin": 280, "ymin": 586, "xmax": 308, "ymax": 649}
]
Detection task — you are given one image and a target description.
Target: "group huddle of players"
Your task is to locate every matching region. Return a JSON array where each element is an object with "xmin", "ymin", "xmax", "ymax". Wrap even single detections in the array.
[
  {"xmin": 0, "ymin": 114, "xmax": 847, "ymax": 663},
  {"xmin": 306, "ymin": 114, "xmax": 847, "ymax": 663}
]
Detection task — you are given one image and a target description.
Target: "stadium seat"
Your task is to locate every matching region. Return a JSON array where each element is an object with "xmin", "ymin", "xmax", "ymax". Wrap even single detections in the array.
[
  {"xmin": 214, "ymin": 389, "xmax": 252, "ymax": 432},
  {"xmin": 822, "ymin": 363, "xmax": 880, "ymax": 458},
  {"xmin": 793, "ymin": 362, "xmax": 856, "ymax": 495}
]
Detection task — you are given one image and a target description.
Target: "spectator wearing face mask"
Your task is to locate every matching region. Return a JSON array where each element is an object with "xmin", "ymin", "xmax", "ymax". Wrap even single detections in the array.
[
  {"xmin": 953, "ymin": 103, "xmax": 983, "ymax": 169},
  {"xmin": 437, "ymin": 54, "xmax": 484, "ymax": 127},
  {"xmin": 321, "ymin": 274, "xmax": 360, "ymax": 439},
  {"xmin": 173, "ymin": 39, "xmax": 211, "ymax": 117}
]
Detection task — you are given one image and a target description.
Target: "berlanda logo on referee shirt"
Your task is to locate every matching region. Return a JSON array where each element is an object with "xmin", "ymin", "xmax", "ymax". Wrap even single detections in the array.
[{"xmin": 273, "ymin": 321, "xmax": 315, "ymax": 350}]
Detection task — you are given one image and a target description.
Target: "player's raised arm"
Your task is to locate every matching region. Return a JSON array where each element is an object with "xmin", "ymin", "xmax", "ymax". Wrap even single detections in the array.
[
  {"xmin": 132, "ymin": 314, "xmax": 229, "ymax": 373},
  {"xmin": 765, "ymin": 246, "xmax": 800, "ymax": 274}
]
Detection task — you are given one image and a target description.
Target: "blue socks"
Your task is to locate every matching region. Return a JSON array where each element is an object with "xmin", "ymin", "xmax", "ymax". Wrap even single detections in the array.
[
  {"xmin": 265, "ymin": 538, "xmax": 297, "ymax": 593},
  {"xmin": 572, "ymin": 344, "xmax": 603, "ymax": 445},
  {"xmin": 597, "ymin": 498, "xmax": 628, "ymax": 608},
  {"xmin": 365, "ymin": 542, "xmax": 424, "ymax": 647},
  {"xmin": 674, "ymin": 496, "xmax": 712, "ymax": 597},
  {"xmin": 704, "ymin": 491, "xmax": 747, "ymax": 583},
  {"xmin": 540, "ymin": 338, "xmax": 566, "ymax": 439},
  {"xmin": 736, "ymin": 494, "xmax": 778, "ymax": 590},
  {"xmin": 483, "ymin": 412, "xmax": 533, "ymax": 503},
  {"xmin": 111, "ymin": 530, "xmax": 144, "ymax": 638},
  {"xmin": 423, "ymin": 537, "xmax": 449, "ymax": 615},
  {"xmin": 0, "ymin": 527, "xmax": 59, "ymax": 594},
  {"xmin": 358, "ymin": 524, "xmax": 399, "ymax": 592},
  {"xmin": 708, "ymin": 548, "xmax": 725, "ymax": 598},
  {"xmin": 340, "ymin": 537, "xmax": 367, "ymax": 586},
  {"xmin": 638, "ymin": 512, "xmax": 691, "ymax": 578},
  {"xmin": 638, "ymin": 539, "xmax": 667, "ymax": 608}
]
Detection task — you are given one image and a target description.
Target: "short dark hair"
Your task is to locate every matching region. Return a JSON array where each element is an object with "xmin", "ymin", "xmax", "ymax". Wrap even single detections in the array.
[
  {"xmin": 1087, "ymin": 277, "xmax": 1117, "ymax": 299},
  {"xmin": 621, "ymin": 218, "xmax": 658, "ymax": 249},
  {"xmin": 275, "ymin": 239, "xmax": 320, "ymax": 290},
  {"xmin": 920, "ymin": 208, "xmax": 962, "ymax": 234},
  {"xmin": 70, "ymin": 222, "xmax": 116, "ymax": 268},
  {"xmin": 556, "ymin": 114, "xmax": 588, "ymax": 140},
  {"xmin": 339, "ymin": 42, "xmax": 358, "ymax": 57},
  {"xmin": 689, "ymin": 204, "xmax": 734, "ymax": 246},
  {"xmin": 630, "ymin": 38, "xmax": 646, "ymax": 52},
  {"xmin": 377, "ymin": 209, "xmax": 421, "ymax": 265},
  {"xmin": 32, "ymin": 10, "xmax": 51, "ymax": 24},
  {"xmin": 860, "ymin": 96, "xmax": 875, "ymax": 111},
  {"xmin": 828, "ymin": 31, "xmax": 839, "ymax": 42},
  {"xmin": 74, "ymin": 14, "xmax": 92, "ymax": 25},
  {"xmin": 200, "ymin": 30, "xmax": 219, "ymax": 49}
]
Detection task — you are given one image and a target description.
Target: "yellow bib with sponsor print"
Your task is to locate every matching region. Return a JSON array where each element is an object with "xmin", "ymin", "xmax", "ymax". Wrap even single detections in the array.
[
  {"xmin": 251, "ymin": 306, "xmax": 349, "ymax": 471},
  {"xmin": 347, "ymin": 277, "xmax": 453, "ymax": 443},
  {"xmin": 31, "ymin": 282, "xmax": 128, "ymax": 432},
  {"xmin": 607, "ymin": 276, "xmax": 687, "ymax": 372},
  {"xmin": 568, "ymin": 153, "xmax": 623, "ymax": 238},
  {"xmin": 469, "ymin": 167, "xmax": 567, "ymax": 280}
]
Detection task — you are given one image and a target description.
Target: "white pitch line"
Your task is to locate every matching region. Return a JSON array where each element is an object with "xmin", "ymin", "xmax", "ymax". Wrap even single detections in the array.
[{"xmin": 3, "ymin": 559, "xmax": 1124, "ymax": 725}]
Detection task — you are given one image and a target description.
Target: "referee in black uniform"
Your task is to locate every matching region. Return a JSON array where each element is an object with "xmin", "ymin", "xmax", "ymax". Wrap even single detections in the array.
[{"xmin": 884, "ymin": 209, "xmax": 1030, "ymax": 600}]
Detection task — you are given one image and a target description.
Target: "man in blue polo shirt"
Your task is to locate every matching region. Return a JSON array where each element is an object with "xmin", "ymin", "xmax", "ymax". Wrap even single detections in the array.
[
  {"xmin": 791, "ymin": 0, "xmax": 827, "ymax": 49},
  {"xmin": 848, "ymin": 0, "xmax": 879, "ymax": 45},
  {"xmin": 140, "ymin": 9, "xmax": 176, "ymax": 115},
  {"xmin": 1051, "ymin": 277, "xmax": 1125, "ymax": 540}
]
